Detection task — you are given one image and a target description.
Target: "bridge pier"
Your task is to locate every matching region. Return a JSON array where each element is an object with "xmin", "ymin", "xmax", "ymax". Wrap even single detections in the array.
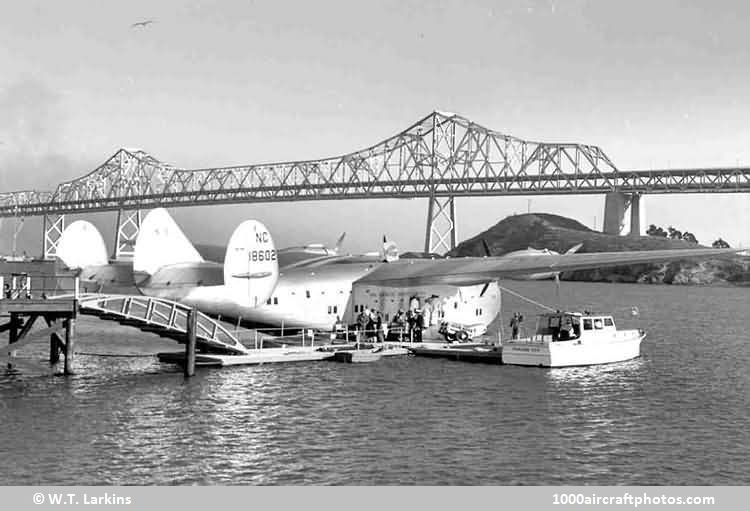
[
  {"xmin": 424, "ymin": 196, "xmax": 457, "ymax": 255},
  {"xmin": 629, "ymin": 193, "xmax": 642, "ymax": 237},
  {"xmin": 602, "ymin": 192, "xmax": 645, "ymax": 236}
]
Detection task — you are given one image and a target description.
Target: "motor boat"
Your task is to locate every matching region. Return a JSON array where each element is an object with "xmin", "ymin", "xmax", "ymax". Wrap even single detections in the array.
[{"xmin": 501, "ymin": 311, "xmax": 645, "ymax": 367}]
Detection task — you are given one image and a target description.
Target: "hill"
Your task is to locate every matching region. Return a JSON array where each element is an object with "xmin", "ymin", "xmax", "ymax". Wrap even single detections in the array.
[{"xmin": 449, "ymin": 213, "xmax": 750, "ymax": 285}]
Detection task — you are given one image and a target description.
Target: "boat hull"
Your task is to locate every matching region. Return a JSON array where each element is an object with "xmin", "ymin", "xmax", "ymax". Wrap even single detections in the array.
[{"xmin": 502, "ymin": 331, "xmax": 644, "ymax": 368}]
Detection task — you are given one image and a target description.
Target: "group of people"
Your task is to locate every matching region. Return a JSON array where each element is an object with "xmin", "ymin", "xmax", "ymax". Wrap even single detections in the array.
[
  {"xmin": 387, "ymin": 308, "xmax": 425, "ymax": 343},
  {"xmin": 355, "ymin": 308, "xmax": 385, "ymax": 343},
  {"xmin": 333, "ymin": 305, "xmax": 428, "ymax": 344}
]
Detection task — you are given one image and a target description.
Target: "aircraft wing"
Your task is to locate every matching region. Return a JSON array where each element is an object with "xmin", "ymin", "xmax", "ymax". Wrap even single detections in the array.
[{"xmin": 356, "ymin": 247, "xmax": 741, "ymax": 287}]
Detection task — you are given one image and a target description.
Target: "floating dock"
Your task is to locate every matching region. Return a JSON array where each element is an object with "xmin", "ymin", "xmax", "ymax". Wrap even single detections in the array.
[
  {"xmin": 158, "ymin": 343, "xmax": 410, "ymax": 367},
  {"xmin": 158, "ymin": 346, "xmax": 335, "ymax": 367},
  {"xmin": 409, "ymin": 344, "xmax": 504, "ymax": 364},
  {"xmin": 332, "ymin": 350, "xmax": 382, "ymax": 363}
]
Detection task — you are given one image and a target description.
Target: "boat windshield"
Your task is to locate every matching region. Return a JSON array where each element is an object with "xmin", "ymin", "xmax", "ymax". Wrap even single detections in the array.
[{"xmin": 535, "ymin": 313, "xmax": 581, "ymax": 341}]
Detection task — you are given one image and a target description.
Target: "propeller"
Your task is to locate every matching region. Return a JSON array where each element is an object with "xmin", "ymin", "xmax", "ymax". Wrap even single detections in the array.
[
  {"xmin": 333, "ymin": 232, "xmax": 346, "ymax": 255},
  {"xmin": 481, "ymin": 239, "xmax": 492, "ymax": 257},
  {"xmin": 479, "ymin": 282, "xmax": 490, "ymax": 297}
]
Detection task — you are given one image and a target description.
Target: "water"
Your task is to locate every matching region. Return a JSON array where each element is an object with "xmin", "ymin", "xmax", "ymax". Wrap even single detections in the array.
[{"xmin": 1, "ymin": 281, "xmax": 748, "ymax": 485}]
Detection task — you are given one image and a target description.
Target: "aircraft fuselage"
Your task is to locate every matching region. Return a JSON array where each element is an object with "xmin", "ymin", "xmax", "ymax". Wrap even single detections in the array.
[{"xmin": 141, "ymin": 259, "xmax": 501, "ymax": 339}]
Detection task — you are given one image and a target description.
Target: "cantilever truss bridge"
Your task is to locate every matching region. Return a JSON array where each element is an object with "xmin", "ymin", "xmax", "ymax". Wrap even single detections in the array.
[{"xmin": 1, "ymin": 111, "xmax": 749, "ymax": 255}]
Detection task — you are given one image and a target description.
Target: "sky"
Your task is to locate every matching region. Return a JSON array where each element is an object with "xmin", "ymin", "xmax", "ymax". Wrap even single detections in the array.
[{"xmin": 1, "ymin": 0, "xmax": 749, "ymax": 255}]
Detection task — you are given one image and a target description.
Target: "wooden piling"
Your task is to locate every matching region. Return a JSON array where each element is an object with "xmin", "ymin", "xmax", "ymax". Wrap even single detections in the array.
[
  {"xmin": 63, "ymin": 317, "xmax": 75, "ymax": 375},
  {"xmin": 7, "ymin": 312, "xmax": 19, "ymax": 370},
  {"xmin": 49, "ymin": 329, "xmax": 61, "ymax": 365},
  {"xmin": 185, "ymin": 308, "xmax": 197, "ymax": 377}
]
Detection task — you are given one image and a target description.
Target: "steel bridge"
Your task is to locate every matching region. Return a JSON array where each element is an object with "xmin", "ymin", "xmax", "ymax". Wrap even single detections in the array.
[{"xmin": 1, "ymin": 111, "xmax": 749, "ymax": 256}]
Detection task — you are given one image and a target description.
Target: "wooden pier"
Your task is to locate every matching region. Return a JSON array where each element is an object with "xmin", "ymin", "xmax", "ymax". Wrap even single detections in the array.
[{"xmin": 1, "ymin": 297, "xmax": 79, "ymax": 374}]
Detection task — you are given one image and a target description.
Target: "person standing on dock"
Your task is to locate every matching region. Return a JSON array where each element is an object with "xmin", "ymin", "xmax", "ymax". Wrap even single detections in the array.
[
  {"xmin": 375, "ymin": 312, "xmax": 384, "ymax": 343},
  {"xmin": 510, "ymin": 313, "xmax": 520, "ymax": 339},
  {"xmin": 414, "ymin": 309, "xmax": 424, "ymax": 342}
]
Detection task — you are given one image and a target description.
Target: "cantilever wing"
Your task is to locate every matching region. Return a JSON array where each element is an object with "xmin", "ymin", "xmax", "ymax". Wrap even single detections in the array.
[{"xmin": 355, "ymin": 247, "xmax": 740, "ymax": 287}]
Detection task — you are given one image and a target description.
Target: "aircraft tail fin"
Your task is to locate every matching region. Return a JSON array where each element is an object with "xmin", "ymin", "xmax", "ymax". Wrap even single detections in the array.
[
  {"xmin": 133, "ymin": 208, "xmax": 203, "ymax": 276},
  {"xmin": 57, "ymin": 220, "xmax": 109, "ymax": 270},
  {"xmin": 224, "ymin": 220, "xmax": 279, "ymax": 307}
]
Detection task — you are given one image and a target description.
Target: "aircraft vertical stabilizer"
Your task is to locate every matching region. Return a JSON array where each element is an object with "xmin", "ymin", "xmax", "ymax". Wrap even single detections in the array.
[
  {"xmin": 57, "ymin": 220, "xmax": 109, "ymax": 270},
  {"xmin": 224, "ymin": 220, "xmax": 279, "ymax": 307},
  {"xmin": 133, "ymin": 208, "xmax": 204, "ymax": 276}
]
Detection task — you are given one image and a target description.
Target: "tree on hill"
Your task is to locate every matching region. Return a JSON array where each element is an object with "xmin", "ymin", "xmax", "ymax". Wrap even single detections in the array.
[
  {"xmin": 646, "ymin": 224, "xmax": 668, "ymax": 237},
  {"xmin": 681, "ymin": 231, "xmax": 698, "ymax": 244},
  {"xmin": 712, "ymin": 238, "xmax": 731, "ymax": 248},
  {"xmin": 667, "ymin": 226, "xmax": 682, "ymax": 240}
]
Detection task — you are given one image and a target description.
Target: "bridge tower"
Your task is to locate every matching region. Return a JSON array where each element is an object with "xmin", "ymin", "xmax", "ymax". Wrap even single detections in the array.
[
  {"xmin": 424, "ymin": 196, "xmax": 457, "ymax": 254},
  {"xmin": 114, "ymin": 209, "xmax": 141, "ymax": 260},
  {"xmin": 603, "ymin": 192, "xmax": 645, "ymax": 236},
  {"xmin": 423, "ymin": 112, "xmax": 458, "ymax": 254},
  {"xmin": 43, "ymin": 214, "xmax": 65, "ymax": 259}
]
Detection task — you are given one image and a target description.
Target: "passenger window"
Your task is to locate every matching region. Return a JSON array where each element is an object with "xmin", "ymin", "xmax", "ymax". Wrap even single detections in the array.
[
  {"xmin": 454, "ymin": 302, "xmax": 458, "ymax": 309},
  {"xmin": 306, "ymin": 290, "xmax": 311, "ymax": 299},
  {"xmin": 328, "ymin": 306, "xmax": 332, "ymax": 314},
  {"xmin": 273, "ymin": 297, "xmax": 278, "ymax": 305},
  {"xmin": 604, "ymin": 318, "xmax": 614, "ymax": 327},
  {"xmin": 583, "ymin": 319, "xmax": 592, "ymax": 330},
  {"xmin": 266, "ymin": 298, "xmax": 272, "ymax": 305},
  {"xmin": 334, "ymin": 305, "xmax": 338, "ymax": 314}
]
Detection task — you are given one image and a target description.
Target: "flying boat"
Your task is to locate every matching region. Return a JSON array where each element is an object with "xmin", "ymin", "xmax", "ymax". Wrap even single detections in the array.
[{"xmin": 55, "ymin": 209, "xmax": 741, "ymax": 343}]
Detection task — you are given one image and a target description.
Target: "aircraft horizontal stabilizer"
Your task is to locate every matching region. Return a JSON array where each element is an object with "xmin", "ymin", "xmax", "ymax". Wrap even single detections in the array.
[{"xmin": 230, "ymin": 271, "xmax": 273, "ymax": 279}]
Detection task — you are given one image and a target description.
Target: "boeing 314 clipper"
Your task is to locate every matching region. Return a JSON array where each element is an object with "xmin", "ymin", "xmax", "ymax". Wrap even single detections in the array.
[{"xmin": 56, "ymin": 208, "xmax": 740, "ymax": 342}]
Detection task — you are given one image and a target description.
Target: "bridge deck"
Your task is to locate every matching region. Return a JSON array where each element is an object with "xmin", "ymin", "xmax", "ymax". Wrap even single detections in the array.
[{"xmin": 4, "ymin": 111, "xmax": 746, "ymax": 219}]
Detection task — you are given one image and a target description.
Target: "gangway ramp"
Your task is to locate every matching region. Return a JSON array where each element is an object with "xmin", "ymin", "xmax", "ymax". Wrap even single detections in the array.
[{"xmin": 67, "ymin": 294, "xmax": 250, "ymax": 355}]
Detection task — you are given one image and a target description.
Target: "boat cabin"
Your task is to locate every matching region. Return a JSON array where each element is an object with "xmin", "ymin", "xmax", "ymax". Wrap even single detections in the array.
[{"xmin": 533, "ymin": 312, "xmax": 616, "ymax": 342}]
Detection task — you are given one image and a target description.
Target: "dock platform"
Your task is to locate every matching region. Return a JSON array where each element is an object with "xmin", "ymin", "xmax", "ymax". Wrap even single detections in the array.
[
  {"xmin": 410, "ymin": 344, "xmax": 504, "ymax": 364},
  {"xmin": 157, "ymin": 346, "xmax": 336, "ymax": 367}
]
